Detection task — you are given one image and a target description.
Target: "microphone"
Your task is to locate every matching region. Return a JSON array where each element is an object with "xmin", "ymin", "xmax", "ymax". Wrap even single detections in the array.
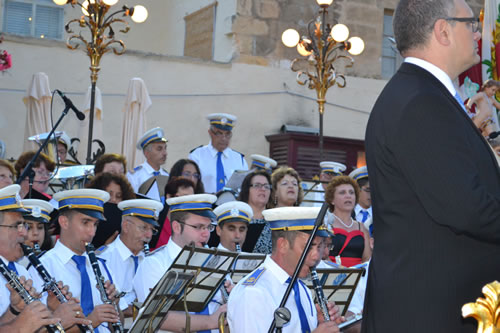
[{"xmin": 55, "ymin": 90, "xmax": 85, "ymax": 120}]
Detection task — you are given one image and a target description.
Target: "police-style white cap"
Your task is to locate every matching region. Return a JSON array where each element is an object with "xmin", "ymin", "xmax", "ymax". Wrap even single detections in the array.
[
  {"xmin": 53, "ymin": 189, "xmax": 110, "ymax": 221},
  {"xmin": 118, "ymin": 199, "xmax": 164, "ymax": 227},
  {"xmin": 250, "ymin": 154, "xmax": 277, "ymax": 173},
  {"xmin": 0, "ymin": 184, "xmax": 28, "ymax": 213},
  {"xmin": 320, "ymin": 161, "xmax": 346, "ymax": 175},
  {"xmin": 136, "ymin": 127, "xmax": 168, "ymax": 150},
  {"xmin": 207, "ymin": 113, "xmax": 237, "ymax": 131},
  {"xmin": 21, "ymin": 199, "xmax": 54, "ymax": 224},
  {"xmin": 348, "ymin": 166, "xmax": 368, "ymax": 181},
  {"xmin": 263, "ymin": 206, "xmax": 329, "ymax": 237},
  {"xmin": 167, "ymin": 194, "xmax": 217, "ymax": 219},
  {"xmin": 213, "ymin": 201, "xmax": 253, "ymax": 225},
  {"xmin": 58, "ymin": 132, "xmax": 71, "ymax": 149}
]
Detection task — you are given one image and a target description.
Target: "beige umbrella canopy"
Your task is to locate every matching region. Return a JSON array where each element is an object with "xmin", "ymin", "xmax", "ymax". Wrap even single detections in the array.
[
  {"xmin": 77, "ymin": 85, "xmax": 103, "ymax": 164},
  {"xmin": 22, "ymin": 72, "xmax": 52, "ymax": 152},
  {"xmin": 121, "ymin": 77, "xmax": 152, "ymax": 170}
]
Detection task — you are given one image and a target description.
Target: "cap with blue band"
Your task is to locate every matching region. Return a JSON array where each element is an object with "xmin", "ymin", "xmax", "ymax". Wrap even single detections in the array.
[
  {"xmin": 207, "ymin": 113, "xmax": 237, "ymax": 132},
  {"xmin": 263, "ymin": 206, "xmax": 330, "ymax": 237},
  {"xmin": 214, "ymin": 201, "xmax": 253, "ymax": 225},
  {"xmin": 53, "ymin": 189, "xmax": 109, "ymax": 221},
  {"xmin": 0, "ymin": 184, "xmax": 28, "ymax": 213},
  {"xmin": 118, "ymin": 199, "xmax": 164, "ymax": 228},
  {"xmin": 167, "ymin": 194, "xmax": 217, "ymax": 220},
  {"xmin": 21, "ymin": 199, "xmax": 54, "ymax": 224}
]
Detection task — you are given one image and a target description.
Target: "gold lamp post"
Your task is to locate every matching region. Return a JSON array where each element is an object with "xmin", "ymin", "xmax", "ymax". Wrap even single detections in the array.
[
  {"xmin": 53, "ymin": 0, "xmax": 148, "ymax": 164},
  {"xmin": 281, "ymin": 0, "xmax": 364, "ymax": 160}
]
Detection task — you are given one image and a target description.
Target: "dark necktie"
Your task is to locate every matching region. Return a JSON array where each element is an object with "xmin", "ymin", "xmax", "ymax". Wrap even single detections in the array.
[
  {"xmin": 286, "ymin": 277, "xmax": 311, "ymax": 333},
  {"xmin": 131, "ymin": 255, "xmax": 139, "ymax": 273},
  {"xmin": 7, "ymin": 261, "xmax": 18, "ymax": 275},
  {"xmin": 361, "ymin": 210, "xmax": 369, "ymax": 222},
  {"xmin": 72, "ymin": 255, "xmax": 94, "ymax": 316},
  {"xmin": 216, "ymin": 151, "xmax": 225, "ymax": 191}
]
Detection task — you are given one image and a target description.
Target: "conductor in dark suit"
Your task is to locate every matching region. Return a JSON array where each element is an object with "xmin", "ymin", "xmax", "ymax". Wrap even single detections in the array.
[{"xmin": 362, "ymin": 0, "xmax": 500, "ymax": 332}]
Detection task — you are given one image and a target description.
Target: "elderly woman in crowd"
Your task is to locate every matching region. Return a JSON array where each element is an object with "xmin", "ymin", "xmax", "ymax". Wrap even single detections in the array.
[
  {"xmin": 324, "ymin": 175, "xmax": 371, "ymax": 267},
  {"xmin": 94, "ymin": 153, "xmax": 127, "ymax": 175},
  {"xmin": 168, "ymin": 158, "xmax": 205, "ymax": 194},
  {"xmin": 239, "ymin": 170, "xmax": 272, "ymax": 254},
  {"xmin": 268, "ymin": 166, "xmax": 304, "ymax": 208},
  {"xmin": 0, "ymin": 159, "xmax": 15, "ymax": 189},
  {"xmin": 14, "ymin": 151, "xmax": 55, "ymax": 199}
]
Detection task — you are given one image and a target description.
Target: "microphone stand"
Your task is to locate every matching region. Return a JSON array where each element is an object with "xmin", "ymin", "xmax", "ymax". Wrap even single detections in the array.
[
  {"xmin": 17, "ymin": 103, "xmax": 72, "ymax": 194},
  {"xmin": 268, "ymin": 202, "xmax": 330, "ymax": 333}
]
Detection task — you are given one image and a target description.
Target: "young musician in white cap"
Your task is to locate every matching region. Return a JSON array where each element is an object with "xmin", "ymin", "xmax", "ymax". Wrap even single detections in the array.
[
  {"xmin": 127, "ymin": 127, "xmax": 169, "ymax": 202},
  {"xmin": 29, "ymin": 188, "xmax": 126, "ymax": 332},
  {"xmin": 249, "ymin": 154, "xmax": 277, "ymax": 174},
  {"xmin": 227, "ymin": 206, "xmax": 343, "ymax": 332},
  {"xmin": 311, "ymin": 161, "xmax": 346, "ymax": 207},
  {"xmin": 214, "ymin": 201, "xmax": 253, "ymax": 251},
  {"xmin": 133, "ymin": 193, "xmax": 226, "ymax": 332},
  {"xmin": 189, "ymin": 113, "xmax": 248, "ymax": 193},
  {"xmin": 97, "ymin": 199, "xmax": 163, "ymax": 315},
  {"xmin": 348, "ymin": 166, "xmax": 372, "ymax": 234}
]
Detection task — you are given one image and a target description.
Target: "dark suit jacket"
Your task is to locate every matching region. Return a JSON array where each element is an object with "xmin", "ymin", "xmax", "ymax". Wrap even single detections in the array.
[{"xmin": 362, "ymin": 63, "xmax": 500, "ymax": 333}]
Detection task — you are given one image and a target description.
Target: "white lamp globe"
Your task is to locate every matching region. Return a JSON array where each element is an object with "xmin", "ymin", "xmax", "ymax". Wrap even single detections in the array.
[
  {"xmin": 348, "ymin": 36, "xmax": 365, "ymax": 55},
  {"xmin": 53, "ymin": 0, "xmax": 67, "ymax": 5},
  {"xmin": 131, "ymin": 5, "xmax": 148, "ymax": 23},
  {"xmin": 331, "ymin": 24, "xmax": 349, "ymax": 42},
  {"xmin": 103, "ymin": 0, "xmax": 119, "ymax": 5},
  {"xmin": 282, "ymin": 29, "xmax": 300, "ymax": 48},
  {"xmin": 297, "ymin": 39, "xmax": 312, "ymax": 56}
]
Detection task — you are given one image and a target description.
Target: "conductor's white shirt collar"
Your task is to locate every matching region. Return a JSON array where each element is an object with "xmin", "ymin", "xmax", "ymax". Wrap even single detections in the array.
[{"xmin": 405, "ymin": 57, "xmax": 457, "ymax": 96}]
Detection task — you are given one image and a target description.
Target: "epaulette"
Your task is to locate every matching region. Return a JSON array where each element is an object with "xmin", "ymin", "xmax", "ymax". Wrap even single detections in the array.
[
  {"xmin": 26, "ymin": 250, "xmax": 47, "ymax": 270},
  {"xmin": 189, "ymin": 145, "xmax": 203, "ymax": 154},
  {"xmin": 129, "ymin": 165, "xmax": 143, "ymax": 174},
  {"xmin": 242, "ymin": 267, "xmax": 265, "ymax": 286},
  {"xmin": 161, "ymin": 168, "xmax": 169, "ymax": 176},
  {"xmin": 233, "ymin": 149, "xmax": 245, "ymax": 158},
  {"xmin": 95, "ymin": 245, "xmax": 108, "ymax": 255},
  {"xmin": 149, "ymin": 244, "xmax": 167, "ymax": 256}
]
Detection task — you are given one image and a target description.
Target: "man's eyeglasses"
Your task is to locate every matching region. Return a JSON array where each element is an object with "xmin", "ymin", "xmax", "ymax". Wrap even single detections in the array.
[
  {"xmin": 178, "ymin": 221, "xmax": 215, "ymax": 232},
  {"xmin": 211, "ymin": 129, "xmax": 232, "ymax": 139},
  {"xmin": 0, "ymin": 222, "xmax": 29, "ymax": 232},
  {"xmin": 250, "ymin": 183, "xmax": 272, "ymax": 190},
  {"xmin": 182, "ymin": 171, "xmax": 201, "ymax": 180},
  {"xmin": 127, "ymin": 220, "xmax": 158, "ymax": 235},
  {"xmin": 443, "ymin": 17, "xmax": 480, "ymax": 33}
]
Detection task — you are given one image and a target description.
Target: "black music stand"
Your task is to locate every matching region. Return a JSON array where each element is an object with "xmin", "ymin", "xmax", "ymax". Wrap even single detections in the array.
[{"xmin": 230, "ymin": 252, "xmax": 267, "ymax": 284}]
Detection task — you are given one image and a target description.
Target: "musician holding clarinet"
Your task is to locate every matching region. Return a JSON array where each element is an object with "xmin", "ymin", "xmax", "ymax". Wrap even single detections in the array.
[
  {"xmin": 29, "ymin": 189, "xmax": 127, "ymax": 333},
  {"xmin": 227, "ymin": 207, "xmax": 344, "ymax": 333},
  {"xmin": 97, "ymin": 199, "xmax": 163, "ymax": 316},
  {"xmin": 213, "ymin": 201, "xmax": 252, "ymax": 252}
]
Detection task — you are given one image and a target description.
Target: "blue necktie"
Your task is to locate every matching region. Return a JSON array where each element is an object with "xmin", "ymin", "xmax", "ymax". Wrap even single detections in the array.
[
  {"xmin": 7, "ymin": 262, "xmax": 18, "ymax": 275},
  {"xmin": 216, "ymin": 151, "xmax": 225, "ymax": 192},
  {"xmin": 361, "ymin": 210, "xmax": 369, "ymax": 222},
  {"xmin": 72, "ymin": 255, "xmax": 94, "ymax": 316},
  {"xmin": 286, "ymin": 278, "xmax": 311, "ymax": 333},
  {"xmin": 131, "ymin": 255, "xmax": 139, "ymax": 274},
  {"xmin": 153, "ymin": 171, "xmax": 160, "ymax": 176},
  {"xmin": 454, "ymin": 92, "xmax": 468, "ymax": 113}
]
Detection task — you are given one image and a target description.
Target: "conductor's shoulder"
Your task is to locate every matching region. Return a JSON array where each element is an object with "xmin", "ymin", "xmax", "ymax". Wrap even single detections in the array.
[
  {"xmin": 189, "ymin": 145, "xmax": 204, "ymax": 154},
  {"xmin": 242, "ymin": 267, "xmax": 266, "ymax": 286}
]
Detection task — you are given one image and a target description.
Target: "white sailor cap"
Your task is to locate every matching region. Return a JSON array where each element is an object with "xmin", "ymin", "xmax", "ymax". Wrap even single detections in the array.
[
  {"xmin": 207, "ymin": 113, "xmax": 237, "ymax": 131},
  {"xmin": 263, "ymin": 207, "xmax": 329, "ymax": 237},
  {"xmin": 348, "ymin": 166, "xmax": 368, "ymax": 181},
  {"xmin": 53, "ymin": 189, "xmax": 110, "ymax": 221},
  {"xmin": 213, "ymin": 201, "xmax": 253, "ymax": 226},
  {"xmin": 0, "ymin": 184, "xmax": 28, "ymax": 213},
  {"xmin": 320, "ymin": 161, "xmax": 346, "ymax": 175},
  {"xmin": 136, "ymin": 127, "xmax": 168, "ymax": 150},
  {"xmin": 58, "ymin": 132, "xmax": 71, "ymax": 149},
  {"xmin": 118, "ymin": 199, "xmax": 163, "ymax": 228},
  {"xmin": 21, "ymin": 199, "xmax": 54, "ymax": 224},
  {"xmin": 167, "ymin": 194, "xmax": 217, "ymax": 219},
  {"xmin": 250, "ymin": 154, "xmax": 277, "ymax": 173}
]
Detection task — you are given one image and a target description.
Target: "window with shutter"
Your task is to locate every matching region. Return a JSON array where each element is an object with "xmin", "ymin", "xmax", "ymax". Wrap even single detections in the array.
[{"xmin": 2, "ymin": 0, "xmax": 63, "ymax": 39}]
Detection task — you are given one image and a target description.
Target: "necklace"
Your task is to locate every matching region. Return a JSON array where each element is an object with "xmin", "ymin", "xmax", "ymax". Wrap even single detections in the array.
[{"xmin": 332, "ymin": 212, "xmax": 354, "ymax": 229}]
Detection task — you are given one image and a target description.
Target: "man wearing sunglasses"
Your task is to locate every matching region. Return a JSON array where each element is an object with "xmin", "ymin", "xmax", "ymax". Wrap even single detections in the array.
[
  {"xmin": 97, "ymin": 198, "xmax": 163, "ymax": 316},
  {"xmin": 133, "ymin": 193, "xmax": 226, "ymax": 332},
  {"xmin": 364, "ymin": 0, "xmax": 500, "ymax": 332}
]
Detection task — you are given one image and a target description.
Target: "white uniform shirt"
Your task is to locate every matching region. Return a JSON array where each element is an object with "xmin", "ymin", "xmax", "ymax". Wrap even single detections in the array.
[
  {"xmin": 189, "ymin": 143, "xmax": 248, "ymax": 193},
  {"xmin": 354, "ymin": 204, "xmax": 372, "ymax": 223},
  {"xmin": 228, "ymin": 256, "xmax": 317, "ymax": 333},
  {"xmin": 347, "ymin": 260, "xmax": 370, "ymax": 315},
  {"xmin": 133, "ymin": 240, "xmax": 182, "ymax": 303},
  {"xmin": 98, "ymin": 236, "xmax": 145, "ymax": 307},
  {"xmin": 0, "ymin": 255, "xmax": 32, "ymax": 316},
  {"xmin": 126, "ymin": 161, "xmax": 169, "ymax": 202},
  {"xmin": 28, "ymin": 240, "xmax": 127, "ymax": 333}
]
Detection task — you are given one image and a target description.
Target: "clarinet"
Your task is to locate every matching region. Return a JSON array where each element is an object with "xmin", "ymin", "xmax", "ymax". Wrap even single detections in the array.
[
  {"xmin": 85, "ymin": 243, "xmax": 124, "ymax": 333},
  {"xmin": 143, "ymin": 242, "xmax": 150, "ymax": 256},
  {"xmin": 21, "ymin": 244, "xmax": 95, "ymax": 333},
  {"xmin": 220, "ymin": 242, "xmax": 241, "ymax": 303},
  {"xmin": 235, "ymin": 242, "xmax": 241, "ymax": 253},
  {"xmin": 0, "ymin": 258, "xmax": 66, "ymax": 333},
  {"xmin": 311, "ymin": 267, "xmax": 330, "ymax": 321},
  {"xmin": 33, "ymin": 242, "xmax": 42, "ymax": 256}
]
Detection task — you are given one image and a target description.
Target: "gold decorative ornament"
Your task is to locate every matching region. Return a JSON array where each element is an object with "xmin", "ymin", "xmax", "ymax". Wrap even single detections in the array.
[{"xmin": 462, "ymin": 280, "xmax": 500, "ymax": 332}]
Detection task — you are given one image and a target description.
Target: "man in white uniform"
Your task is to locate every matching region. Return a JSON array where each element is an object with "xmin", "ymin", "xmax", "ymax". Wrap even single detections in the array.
[
  {"xmin": 348, "ymin": 166, "xmax": 372, "ymax": 235},
  {"xmin": 311, "ymin": 161, "xmax": 346, "ymax": 206},
  {"xmin": 213, "ymin": 201, "xmax": 253, "ymax": 252},
  {"xmin": 189, "ymin": 113, "xmax": 248, "ymax": 193},
  {"xmin": 227, "ymin": 206, "xmax": 343, "ymax": 333},
  {"xmin": 97, "ymin": 199, "xmax": 163, "ymax": 315},
  {"xmin": 127, "ymin": 127, "xmax": 169, "ymax": 202}
]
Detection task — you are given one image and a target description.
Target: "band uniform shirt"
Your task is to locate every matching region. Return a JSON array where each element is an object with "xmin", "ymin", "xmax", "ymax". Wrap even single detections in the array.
[
  {"xmin": 354, "ymin": 204, "xmax": 372, "ymax": 223},
  {"xmin": 97, "ymin": 235, "xmax": 144, "ymax": 307},
  {"xmin": 189, "ymin": 143, "xmax": 248, "ymax": 194},
  {"xmin": 0, "ymin": 255, "xmax": 32, "ymax": 316},
  {"xmin": 28, "ymin": 240, "xmax": 127, "ymax": 333},
  {"xmin": 126, "ymin": 161, "xmax": 169, "ymax": 201},
  {"xmin": 227, "ymin": 256, "xmax": 317, "ymax": 333}
]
